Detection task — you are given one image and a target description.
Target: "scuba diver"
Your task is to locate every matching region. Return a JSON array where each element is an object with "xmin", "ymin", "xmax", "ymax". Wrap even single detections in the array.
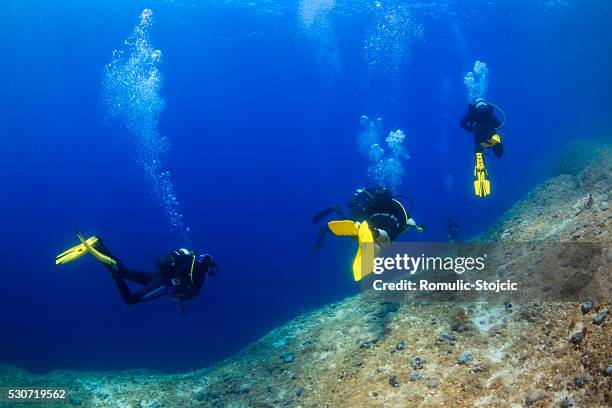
[
  {"xmin": 460, "ymin": 98, "xmax": 506, "ymax": 197},
  {"xmin": 312, "ymin": 186, "xmax": 424, "ymax": 280},
  {"xmin": 56, "ymin": 232, "xmax": 218, "ymax": 309},
  {"xmin": 444, "ymin": 217, "xmax": 461, "ymax": 242}
]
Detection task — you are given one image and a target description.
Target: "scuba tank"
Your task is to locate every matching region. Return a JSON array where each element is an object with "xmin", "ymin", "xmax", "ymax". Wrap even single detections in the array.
[{"xmin": 348, "ymin": 186, "xmax": 394, "ymax": 219}]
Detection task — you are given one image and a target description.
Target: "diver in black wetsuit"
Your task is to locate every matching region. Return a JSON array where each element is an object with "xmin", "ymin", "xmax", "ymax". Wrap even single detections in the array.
[
  {"xmin": 444, "ymin": 217, "xmax": 461, "ymax": 242},
  {"xmin": 311, "ymin": 186, "xmax": 424, "ymax": 253},
  {"xmin": 56, "ymin": 233, "xmax": 218, "ymax": 306},
  {"xmin": 459, "ymin": 98, "xmax": 506, "ymax": 197},
  {"xmin": 106, "ymin": 246, "xmax": 216, "ymax": 305},
  {"xmin": 460, "ymin": 98, "xmax": 504, "ymax": 157}
]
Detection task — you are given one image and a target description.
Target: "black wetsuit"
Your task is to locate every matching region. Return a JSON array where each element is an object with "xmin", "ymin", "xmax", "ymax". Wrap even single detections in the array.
[
  {"xmin": 460, "ymin": 103, "xmax": 503, "ymax": 157},
  {"xmin": 98, "ymin": 243, "xmax": 215, "ymax": 305},
  {"xmin": 348, "ymin": 187, "xmax": 408, "ymax": 241},
  {"xmin": 444, "ymin": 217, "xmax": 461, "ymax": 242},
  {"xmin": 312, "ymin": 186, "xmax": 412, "ymax": 251}
]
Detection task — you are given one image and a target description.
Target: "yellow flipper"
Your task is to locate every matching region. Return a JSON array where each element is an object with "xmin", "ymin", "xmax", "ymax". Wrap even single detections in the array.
[
  {"xmin": 327, "ymin": 220, "xmax": 375, "ymax": 281},
  {"xmin": 480, "ymin": 134, "xmax": 502, "ymax": 148},
  {"xmin": 76, "ymin": 231, "xmax": 117, "ymax": 266},
  {"xmin": 474, "ymin": 173, "xmax": 491, "ymax": 197},
  {"xmin": 473, "ymin": 152, "xmax": 491, "ymax": 198},
  {"xmin": 328, "ymin": 220, "xmax": 359, "ymax": 237},
  {"xmin": 56, "ymin": 236, "xmax": 99, "ymax": 265},
  {"xmin": 352, "ymin": 221, "xmax": 375, "ymax": 281}
]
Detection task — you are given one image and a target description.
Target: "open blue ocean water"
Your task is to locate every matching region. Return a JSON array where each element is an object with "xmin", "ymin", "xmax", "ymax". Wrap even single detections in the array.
[{"xmin": 0, "ymin": 0, "xmax": 610, "ymax": 373}]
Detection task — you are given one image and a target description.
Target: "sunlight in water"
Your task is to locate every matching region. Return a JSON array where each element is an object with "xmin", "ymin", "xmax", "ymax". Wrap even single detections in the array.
[
  {"xmin": 298, "ymin": 0, "xmax": 341, "ymax": 74},
  {"xmin": 102, "ymin": 9, "xmax": 192, "ymax": 242},
  {"xmin": 363, "ymin": 1, "xmax": 424, "ymax": 88}
]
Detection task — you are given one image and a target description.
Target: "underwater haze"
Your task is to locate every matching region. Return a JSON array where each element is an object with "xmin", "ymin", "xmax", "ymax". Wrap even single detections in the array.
[{"xmin": 0, "ymin": 0, "xmax": 610, "ymax": 374}]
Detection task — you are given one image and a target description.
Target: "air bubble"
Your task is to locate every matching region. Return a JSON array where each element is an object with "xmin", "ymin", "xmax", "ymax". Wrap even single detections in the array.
[
  {"xmin": 357, "ymin": 116, "xmax": 409, "ymax": 192},
  {"xmin": 363, "ymin": 1, "xmax": 424, "ymax": 90},
  {"xmin": 103, "ymin": 9, "xmax": 192, "ymax": 243},
  {"xmin": 464, "ymin": 60, "xmax": 489, "ymax": 102}
]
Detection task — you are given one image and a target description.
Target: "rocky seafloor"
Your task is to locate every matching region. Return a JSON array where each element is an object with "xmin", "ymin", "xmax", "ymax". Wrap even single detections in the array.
[{"xmin": 1, "ymin": 141, "xmax": 610, "ymax": 408}]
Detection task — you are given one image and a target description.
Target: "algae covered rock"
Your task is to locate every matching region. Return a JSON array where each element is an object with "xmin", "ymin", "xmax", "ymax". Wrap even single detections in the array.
[
  {"xmin": 1, "ymin": 142, "xmax": 610, "ymax": 407},
  {"xmin": 550, "ymin": 139, "xmax": 611, "ymax": 176}
]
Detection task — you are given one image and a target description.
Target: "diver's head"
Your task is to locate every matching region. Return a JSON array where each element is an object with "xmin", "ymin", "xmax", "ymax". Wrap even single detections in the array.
[{"xmin": 474, "ymin": 98, "xmax": 488, "ymax": 113}]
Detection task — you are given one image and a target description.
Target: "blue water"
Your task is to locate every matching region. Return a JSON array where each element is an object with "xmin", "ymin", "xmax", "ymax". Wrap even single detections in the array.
[{"xmin": 0, "ymin": 0, "xmax": 610, "ymax": 373}]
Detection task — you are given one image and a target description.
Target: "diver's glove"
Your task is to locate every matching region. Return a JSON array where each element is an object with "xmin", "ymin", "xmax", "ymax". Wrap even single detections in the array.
[
  {"xmin": 407, "ymin": 218, "xmax": 425, "ymax": 233},
  {"xmin": 473, "ymin": 152, "xmax": 491, "ymax": 198}
]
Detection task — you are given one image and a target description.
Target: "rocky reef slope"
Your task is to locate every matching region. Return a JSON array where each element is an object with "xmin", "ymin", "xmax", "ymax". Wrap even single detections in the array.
[{"xmin": 1, "ymin": 141, "xmax": 610, "ymax": 408}]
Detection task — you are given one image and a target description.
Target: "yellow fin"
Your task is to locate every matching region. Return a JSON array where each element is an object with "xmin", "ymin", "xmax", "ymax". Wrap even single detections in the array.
[
  {"xmin": 352, "ymin": 221, "xmax": 375, "ymax": 281},
  {"xmin": 56, "ymin": 236, "xmax": 99, "ymax": 265},
  {"xmin": 353, "ymin": 246, "xmax": 364, "ymax": 281},
  {"xmin": 473, "ymin": 153, "xmax": 491, "ymax": 197},
  {"xmin": 328, "ymin": 220, "xmax": 359, "ymax": 237},
  {"xmin": 480, "ymin": 134, "xmax": 502, "ymax": 148},
  {"xmin": 474, "ymin": 172, "xmax": 491, "ymax": 197},
  {"xmin": 76, "ymin": 231, "xmax": 117, "ymax": 266}
]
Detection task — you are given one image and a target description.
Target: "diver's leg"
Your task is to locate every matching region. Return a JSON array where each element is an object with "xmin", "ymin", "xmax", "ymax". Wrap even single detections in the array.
[
  {"xmin": 112, "ymin": 274, "xmax": 167, "ymax": 305},
  {"xmin": 91, "ymin": 239, "xmax": 128, "ymax": 274},
  {"xmin": 313, "ymin": 207, "xmax": 336, "ymax": 224},
  {"xmin": 112, "ymin": 276, "xmax": 141, "ymax": 305},
  {"xmin": 473, "ymin": 136, "xmax": 484, "ymax": 153},
  {"xmin": 93, "ymin": 240, "xmax": 154, "ymax": 284},
  {"xmin": 311, "ymin": 205, "xmax": 347, "ymax": 252},
  {"xmin": 311, "ymin": 226, "xmax": 330, "ymax": 253},
  {"xmin": 116, "ymin": 269, "xmax": 155, "ymax": 285},
  {"xmin": 333, "ymin": 205, "xmax": 347, "ymax": 219},
  {"xmin": 493, "ymin": 142, "xmax": 504, "ymax": 158},
  {"xmin": 481, "ymin": 134, "xmax": 503, "ymax": 158},
  {"xmin": 312, "ymin": 205, "xmax": 346, "ymax": 224}
]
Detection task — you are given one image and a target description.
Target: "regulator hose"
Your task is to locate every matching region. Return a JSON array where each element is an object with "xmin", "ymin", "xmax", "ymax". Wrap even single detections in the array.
[{"xmin": 489, "ymin": 102, "xmax": 507, "ymax": 129}]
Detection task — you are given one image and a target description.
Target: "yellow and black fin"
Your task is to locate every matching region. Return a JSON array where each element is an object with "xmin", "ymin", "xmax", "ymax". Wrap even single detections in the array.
[
  {"xmin": 480, "ymin": 134, "xmax": 502, "ymax": 148},
  {"xmin": 328, "ymin": 220, "xmax": 359, "ymax": 237},
  {"xmin": 352, "ymin": 221, "xmax": 375, "ymax": 282},
  {"xmin": 55, "ymin": 236, "xmax": 99, "ymax": 265},
  {"xmin": 76, "ymin": 231, "xmax": 117, "ymax": 266},
  {"xmin": 328, "ymin": 220, "xmax": 376, "ymax": 281},
  {"xmin": 474, "ymin": 152, "xmax": 491, "ymax": 198}
]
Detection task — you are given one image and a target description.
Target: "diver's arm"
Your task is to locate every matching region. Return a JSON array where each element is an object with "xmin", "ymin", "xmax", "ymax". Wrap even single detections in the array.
[
  {"xmin": 173, "ymin": 255, "xmax": 214, "ymax": 301},
  {"xmin": 374, "ymin": 229, "xmax": 391, "ymax": 248},
  {"xmin": 460, "ymin": 112, "xmax": 474, "ymax": 131},
  {"xmin": 176, "ymin": 281, "xmax": 203, "ymax": 301},
  {"xmin": 407, "ymin": 218, "xmax": 424, "ymax": 233}
]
